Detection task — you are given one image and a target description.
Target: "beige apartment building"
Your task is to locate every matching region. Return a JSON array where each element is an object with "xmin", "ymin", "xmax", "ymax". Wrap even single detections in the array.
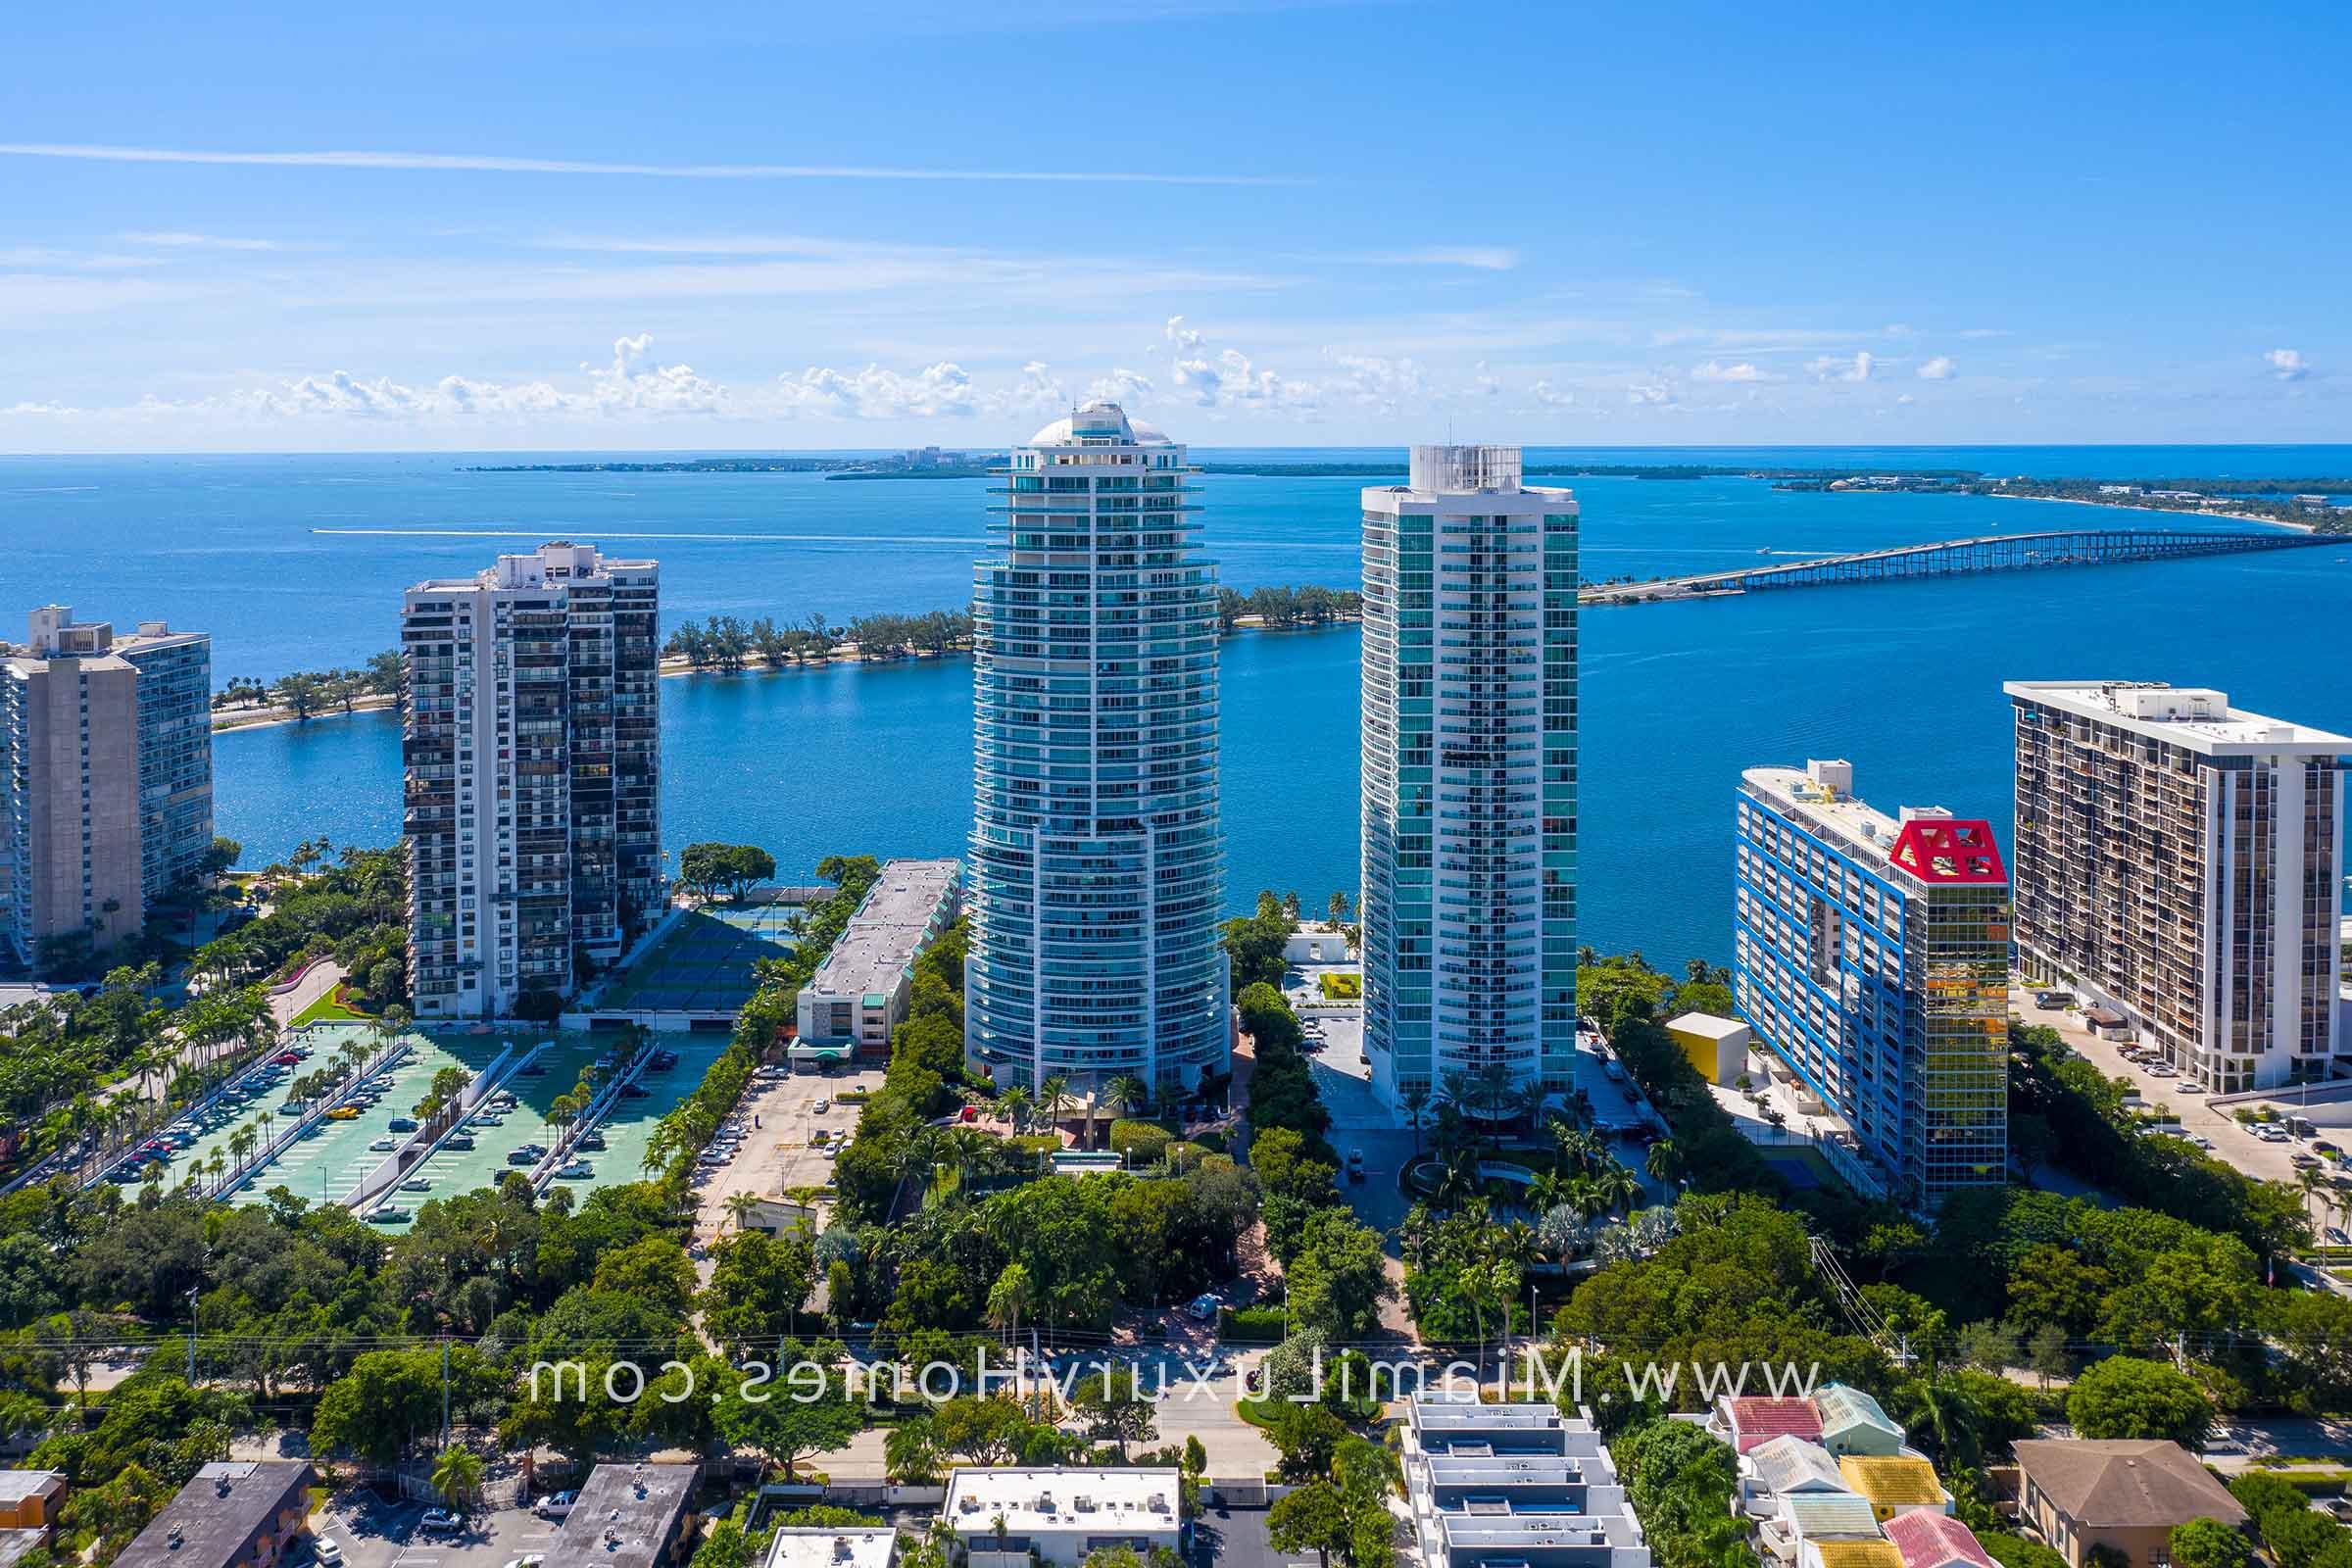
[
  {"xmin": 2005, "ymin": 680, "xmax": 2349, "ymax": 1092},
  {"xmin": 2, "ymin": 607, "xmax": 213, "ymax": 966}
]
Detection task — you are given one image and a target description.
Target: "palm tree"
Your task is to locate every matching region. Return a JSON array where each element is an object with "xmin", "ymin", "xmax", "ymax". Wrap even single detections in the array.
[
  {"xmin": 2299, "ymin": 1165, "xmax": 2329, "ymax": 1234},
  {"xmin": 987, "ymin": 1262, "xmax": 1034, "ymax": 1352},
  {"xmin": 885, "ymin": 1414, "xmax": 941, "ymax": 1484},
  {"xmin": 429, "ymin": 1445, "xmax": 485, "ymax": 1515},
  {"xmin": 1102, "ymin": 1075, "xmax": 1147, "ymax": 1142},
  {"xmin": 996, "ymin": 1086, "xmax": 1031, "ymax": 1134},
  {"xmin": 1326, "ymin": 890, "xmax": 1352, "ymax": 929},
  {"xmin": 1644, "ymin": 1140, "xmax": 1682, "ymax": 1187},
  {"xmin": 1591, "ymin": 1160, "xmax": 1640, "ymax": 1217},
  {"xmin": 228, "ymin": 1125, "xmax": 258, "ymax": 1172},
  {"xmin": 1037, "ymin": 1075, "xmax": 1070, "ymax": 1144},
  {"xmin": 1401, "ymin": 1084, "xmax": 1431, "ymax": 1156},
  {"xmin": 1893, "ymin": 1367, "xmax": 1985, "ymax": 1468},
  {"xmin": 1529, "ymin": 1169, "xmax": 1569, "ymax": 1216},
  {"xmin": 725, "ymin": 1192, "xmax": 763, "ymax": 1234}
]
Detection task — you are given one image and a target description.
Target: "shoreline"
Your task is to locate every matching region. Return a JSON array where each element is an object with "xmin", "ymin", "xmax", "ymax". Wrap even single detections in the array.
[
  {"xmin": 1984, "ymin": 489, "xmax": 2319, "ymax": 533},
  {"xmin": 209, "ymin": 614, "xmax": 1363, "ymax": 736}
]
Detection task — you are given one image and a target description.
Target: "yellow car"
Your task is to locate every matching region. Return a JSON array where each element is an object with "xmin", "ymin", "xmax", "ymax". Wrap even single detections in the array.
[{"xmin": 325, "ymin": 1105, "xmax": 361, "ymax": 1120}]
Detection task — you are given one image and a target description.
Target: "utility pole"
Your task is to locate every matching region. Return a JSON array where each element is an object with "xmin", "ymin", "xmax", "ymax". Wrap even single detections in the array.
[
  {"xmin": 441, "ymin": 1339, "xmax": 451, "ymax": 1448},
  {"xmin": 185, "ymin": 1285, "xmax": 199, "ymax": 1383}
]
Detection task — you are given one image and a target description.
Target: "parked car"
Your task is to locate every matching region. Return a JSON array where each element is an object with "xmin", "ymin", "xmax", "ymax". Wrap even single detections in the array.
[
  {"xmin": 532, "ymin": 1492, "xmax": 577, "ymax": 1520},
  {"xmin": 814, "ymin": 1097, "xmax": 831, "ymax": 1113},
  {"xmin": 388, "ymin": 1117, "xmax": 418, "ymax": 1132},
  {"xmin": 310, "ymin": 1539, "xmax": 345, "ymax": 1567},
  {"xmin": 1346, "ymin": 1148, "xmax": 1366, "ymax": 1180},
  {"xmin": 1187, "ymin": 1294, "xmax": 1219, "ymax": 1321},
  {"xmin": 445, "ymin": 1135, "xmax": 476, "ymax": 1152},
  {"xmin": 418, "ymin": 1508, "xmax": 464, "ymax": 1536},
  {"xmin": 368, "ymin": 1138, "xmax": 398, "ymax": 1152},
  {"xmin": 325, "ymin": 1106, "xmax": 360, "ymax": 1121}
]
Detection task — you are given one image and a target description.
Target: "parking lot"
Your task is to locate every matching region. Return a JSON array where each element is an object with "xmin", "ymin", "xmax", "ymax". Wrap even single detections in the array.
[
  {"xmin": 690, "ymin": 1064, "xmax": 884, "ymax": 1247},
  {"xmin": 311, "ymin": 1494, "xmax": 561, "ymax": 1568},
  {"xmin": 2015, "ymin": 987, "xmax": 2329, "ymax": 1188}
]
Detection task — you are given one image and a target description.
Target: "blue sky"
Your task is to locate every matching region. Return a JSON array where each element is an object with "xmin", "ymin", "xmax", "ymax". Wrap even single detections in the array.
[{"xmin": 3, "ymin": 0, "xmax": 2345, "ymax": 451}]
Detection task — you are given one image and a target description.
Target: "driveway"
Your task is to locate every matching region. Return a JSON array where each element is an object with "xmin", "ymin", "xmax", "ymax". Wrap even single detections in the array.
[
  {"xmin": 2015, "ymin": 989, "xmax": 2328, "ymax": 1191},
  {"xmin": 690, "ymin": 1065, "xmax": 884, "ymax": 1260}
]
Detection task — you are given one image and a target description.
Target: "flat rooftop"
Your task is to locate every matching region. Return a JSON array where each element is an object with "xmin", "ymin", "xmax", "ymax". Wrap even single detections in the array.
[
  {"xmin": 942, "ymin": 1468, "xmax": 1181, "ymax": 1537},
  {"xmin": 808, "ymin": 858, "xmax": 960, "ymax": 1003},
  {"xmin": 545, "ymin": 1462, "xmax": 698, "ymax": 1568},
  {"xmin": 1743, "ymin": 767, "xmax": 1906, "ymax": 866},
  {"xmin": 0, "ymin": 1472, "xmax": 63, "ymax": 1506},
  {"xmin": 765, "ymin": 1527, "xmax": 900, "ymax": 1568},
  {"xmin": 1440, "ymin": 1512, "xmax": 1644, "ymax": 1550},
  {"xmin": 1410, "ymin": 1395, "xmax": 1571, "ymax": 1430},
  {"xmin": 2005, "ymin": 680, "xmax": 2352, "ymax": 756}
]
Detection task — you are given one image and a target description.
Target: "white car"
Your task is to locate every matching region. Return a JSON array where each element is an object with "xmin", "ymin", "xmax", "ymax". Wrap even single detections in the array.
[
  {"xmin": 311, "ymin": 1541, "xmax": 345, "ymax": 1567},
  {"xmin": 813, "ymin": 1097, "xmax": 831, "ymax": 1113}
]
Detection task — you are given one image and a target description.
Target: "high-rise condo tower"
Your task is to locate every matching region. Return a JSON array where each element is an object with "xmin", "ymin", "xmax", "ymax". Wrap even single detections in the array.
[
  {"xmin": 402, "ymin": 542, "xmax": 662, "ymax": 1019},
  {"xmin": 2006, "ymin": 680, "xmax": 2348, "ymax": 1091},
  {"xmin": 965, "ymin": 403, "xmax": 1228, "ymax": 1095},
  {"xmin": 1, "ymin": 606, "xmax": 213, "ymax": 965},
  {"xmin": 1360, "ymin": 445, "xmax": 1579, "ymax": 1118}
]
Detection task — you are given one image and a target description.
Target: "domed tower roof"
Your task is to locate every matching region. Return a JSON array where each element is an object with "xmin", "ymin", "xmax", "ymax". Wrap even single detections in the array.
[{"xmin": 1025, "ymin": 400, "xmax": 1169, "ymax": 446}]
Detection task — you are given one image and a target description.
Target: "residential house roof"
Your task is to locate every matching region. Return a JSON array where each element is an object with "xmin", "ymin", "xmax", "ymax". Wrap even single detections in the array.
[
  {"xmin": 1752, "ymin": 1438, "xmax": 1854, "ymax": 1496},
  {"xmin": 1881, "ymin": 1511, "xmax": 1999, "ymax": 1568},
  {"xmin": 1781, "ymin": 1495, "xmax": 1886, "ymax": 1541},
  {"xmin": 1814, "ymin": 1385, "xmax": 1905, "ymax": 1447},
  {"xmin": 2011, "ymin": 1441, "xmax": 2248, "ymax": 1530},
  {"xmin": 1728, "ymin": 1396, "xmax": 1825, "ymax": 1453},
  {"xmin": 1815, "ymin": 1544, "xmax": 1906, "ymax": 1568},
  {"xmin": 1838, "ymin": 1457, "xmax": 1945, "ymax": 1512}
]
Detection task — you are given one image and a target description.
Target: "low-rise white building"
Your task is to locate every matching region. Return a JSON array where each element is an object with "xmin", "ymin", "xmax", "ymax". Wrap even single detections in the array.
[
  {"xmin": 940, "ymin": 1468, "xmax": 1181, "ymax": 1568},
  {"xmin": 794, "ymin": 858, "xmax": 961, "ymax": 1064},
  {"xmin": 1402, "ymin": 1395, "xmax": 1649, "ymax": 1568},
  {"xmin": 764, "ymin": 1527, "xmax": 900, "ymax": 1568}
]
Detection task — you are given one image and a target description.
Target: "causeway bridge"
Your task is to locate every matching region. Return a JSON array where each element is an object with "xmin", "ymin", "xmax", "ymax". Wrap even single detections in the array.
[{"xmin": 1579, "ymin": 526, "xmax": 2338, "ymax": 605}]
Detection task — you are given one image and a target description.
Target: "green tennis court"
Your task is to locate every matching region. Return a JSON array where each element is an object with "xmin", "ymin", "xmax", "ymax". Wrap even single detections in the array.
[{"xmin": 596, "ymin": 907, "xmax": 797, "ymax": 1013}]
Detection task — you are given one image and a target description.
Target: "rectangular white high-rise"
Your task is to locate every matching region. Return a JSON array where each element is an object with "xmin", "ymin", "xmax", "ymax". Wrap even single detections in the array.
[
  {"xmin": 1360, "ymin": 446, "xmax": 1578, "ymax": 1117},
  {"xmin": 402, "ymin": 543, "xmax": 662, "ymax": 1019},
  {"xmin": 2006, "ymin": 680, "xmax": 2350, "ymax": 1091}
]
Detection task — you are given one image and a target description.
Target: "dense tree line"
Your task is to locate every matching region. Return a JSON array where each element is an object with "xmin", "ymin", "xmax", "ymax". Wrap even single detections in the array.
[
  {"xmin": 664, "ymin": 611, "xmax": 973, "ymax": 671},
  {"xmin": 216, "ymin": 650, "xmax": 404, "ymax": 720},
  {"xmin": 674, "ymin": 842, "xmax": 777, "ymax": 902},
  {"xmin": 1215, "ymin": 584, "xmax": 1362, "ymax": 631}
]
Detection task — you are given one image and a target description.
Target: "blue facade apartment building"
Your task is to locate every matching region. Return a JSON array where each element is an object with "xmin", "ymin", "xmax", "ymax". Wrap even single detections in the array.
[{"xmin": 1732, "ymin": 760, "xmax": 2011, "ymax": 1207}]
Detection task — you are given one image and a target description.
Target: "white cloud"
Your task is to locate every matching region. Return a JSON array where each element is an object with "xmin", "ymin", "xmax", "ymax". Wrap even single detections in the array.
[
  {"xmin": 1690, "ymin": 359, "xmax": 1775, "ymax": 383},
  {"xmin": 1324, "ymin": 354, "xmax": 1426, "ymax": 412},
  {"xmin": 775, "ymin": 361, "xmax": 977, "ymax": 418},
  {"xmin": 122, "ymin": 230, "xmax": 282, "ymax": 251},
  {"xmin": 987, "ymin": 361, "xmax": 1071, "ymax": 416},
  {"xmin": 1628, "ymin": 379, "xmax": 1675, "ymax": 407},
  {"xmin": 2266, "ymin": 347, "xmax": 2311, "ymax": 381},
  {"xmin": 1087, "ymin": 368, "xmax": 1155, "ymax": 403},
  {"xmin": 0, "ymin": 141, "xmax": 1295, "ymax": 187},
  {"xmin": 1163, "ymin": 316, "xmax": 1319, "ymax": 410},
  {"xmin": 1806, "ymin": 351, "xmax": 1875, "ymax": 382},
  {"xmin": 588, "ymin": 333, "xmax": 729, "ymax": 414},
  {"xmin": 1362, "ymin": 246, "xmax": 1519, "ymax": 271},
  {"xmin": 1529, "ymin": 380, "xmax": 1576, "ymax": 409},
  {"xmin": 1918, "ymin": 356, "xmax": 1957, "ymax": 380}
]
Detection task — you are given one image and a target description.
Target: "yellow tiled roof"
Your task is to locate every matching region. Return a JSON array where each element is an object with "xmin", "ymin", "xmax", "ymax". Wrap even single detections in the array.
[
  {"xmin": 1816, "ymin": 1544, "xmax": 1906, "ymax": 1568},
  {"xmin": 1839, "ymin": 1456, "xmax": 1945, "ymax": 1507}
]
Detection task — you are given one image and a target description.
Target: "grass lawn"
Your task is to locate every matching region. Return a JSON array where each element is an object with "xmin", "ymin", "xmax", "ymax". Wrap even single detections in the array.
[
  {"xmin": 291, "ymin": 985, "xmax": 370, "ymax": 1027},
  {"xmin": 1318, "ymin": 971, "xmax": 1363, "ymax": 1001}
]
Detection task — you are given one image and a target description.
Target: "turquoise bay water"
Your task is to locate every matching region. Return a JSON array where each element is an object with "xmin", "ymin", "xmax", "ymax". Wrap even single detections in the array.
[{"xmin": 8, "ymin": 447, "xmax": 2351, "ymax": 968}]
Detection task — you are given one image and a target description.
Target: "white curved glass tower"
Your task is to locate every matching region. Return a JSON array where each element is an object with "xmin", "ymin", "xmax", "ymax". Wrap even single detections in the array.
[{"xmin": 966, "ymin": 402, "xmax": 1229, "ymax": 1096}]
